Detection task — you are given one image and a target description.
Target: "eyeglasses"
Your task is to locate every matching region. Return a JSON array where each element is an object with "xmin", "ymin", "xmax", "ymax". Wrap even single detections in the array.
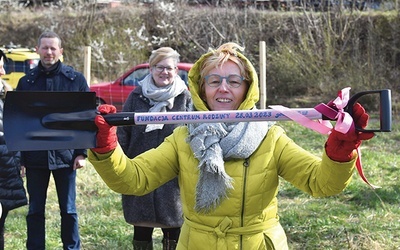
[
  {"xmin": 204, "ymin": 74, "xmax": 244, "ymax": 88},
  {"xmin": 153, "ymin": 65, "xmax": 176, "ymax": 73}
]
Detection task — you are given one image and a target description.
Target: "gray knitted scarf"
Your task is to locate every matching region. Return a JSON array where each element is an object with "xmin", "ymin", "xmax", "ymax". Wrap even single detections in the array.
[
  {"xmin": 141, "ymin": 74, "xmax": 187, "ymax": 132},
  {"xmin": 188, "ymin": 119, "xmax": 273, "ymax": 213}
]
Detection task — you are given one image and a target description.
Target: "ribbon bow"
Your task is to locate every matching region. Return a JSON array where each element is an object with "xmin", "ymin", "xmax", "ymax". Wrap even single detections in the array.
[
  {"xmin": 314, "ymin": 87, "xmax": 354, "ymax": 134},
  {"xmin": 270, "ymin": 87, "xmax": 379, "ymax": 189}
]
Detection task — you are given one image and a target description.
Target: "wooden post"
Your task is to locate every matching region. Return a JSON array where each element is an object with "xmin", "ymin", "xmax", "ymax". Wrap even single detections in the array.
[
  {"xmin": 259, "ymin": 41, "xmax": 266, "ymax": 109},
  {"xmin": 84, "ymin": 46, "xmax": 91, "ymax": 86}
]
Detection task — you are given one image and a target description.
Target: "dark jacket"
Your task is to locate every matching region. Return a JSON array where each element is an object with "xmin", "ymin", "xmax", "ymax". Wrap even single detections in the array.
[
  {"xmin": 117, "ymin": 85, "xmax": 191, "ymax": 227},
  {"xmin": 16, "ymin": 61, "xmax": 89, "ymax": 170},
  {"xmin": 0, "ymin": 98, "xmax": 27, "ymax": 211}
]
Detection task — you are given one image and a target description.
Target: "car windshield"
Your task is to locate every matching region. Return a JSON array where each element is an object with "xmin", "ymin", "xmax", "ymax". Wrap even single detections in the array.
[
  {"xmin": 123, "ymin": 68, "xmax": 149, "ymax": 86},
  {"xmin": 123, "ymin": 68, "xmax": 189, "ymax": 86},
  {"xmin": 4, "ymin": 58, "xmax": 39, "ymax": 74},
  {"xmin": 178, "ymin": 69, "xmax": 189, "ymax": 84}
]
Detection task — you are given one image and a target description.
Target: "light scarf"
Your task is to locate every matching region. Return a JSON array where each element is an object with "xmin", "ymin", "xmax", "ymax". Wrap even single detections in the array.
[
  {"xmin": 188, "ymin": 118, "xmax": 274, "ymax": 213},
  {"xmin": 140, "ymin": 74, "xmax": 187, "ymax": 132}
]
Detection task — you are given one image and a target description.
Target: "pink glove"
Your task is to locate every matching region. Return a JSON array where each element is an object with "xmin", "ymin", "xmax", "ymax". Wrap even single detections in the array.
[
  {"xmin": 92, "ymin": 104, "xmax": 118, "ymax": 154},
  {"xmin": 325, "ymin": 103, "xmax": 375, "ymax": 162}
]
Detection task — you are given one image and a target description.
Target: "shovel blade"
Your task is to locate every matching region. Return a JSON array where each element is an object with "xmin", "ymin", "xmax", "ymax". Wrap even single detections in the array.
[{"xmin": 4, "ymin": 91, "xmax": 98, "ymax": 151}]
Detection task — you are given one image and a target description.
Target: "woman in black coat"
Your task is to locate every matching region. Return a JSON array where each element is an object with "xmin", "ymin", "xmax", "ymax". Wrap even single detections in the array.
[
  {"xmin": 117, "ymin": 47, "xmax": 191, "ymax": 250},
  {"xmin": 0, "ymin": 51, "xmax": 28, "ymax": 250}
]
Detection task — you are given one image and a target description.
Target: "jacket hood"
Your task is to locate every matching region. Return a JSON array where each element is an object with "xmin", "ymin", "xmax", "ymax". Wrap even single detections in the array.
[{"xmin": 188, "ymin": 49, "xmax": 259, "ymax": 111}]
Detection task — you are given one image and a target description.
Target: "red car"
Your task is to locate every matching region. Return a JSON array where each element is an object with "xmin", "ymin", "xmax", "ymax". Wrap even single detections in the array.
[{"xmin": 90, "ymin": 62, "xmax": 193, "ymax": 111}]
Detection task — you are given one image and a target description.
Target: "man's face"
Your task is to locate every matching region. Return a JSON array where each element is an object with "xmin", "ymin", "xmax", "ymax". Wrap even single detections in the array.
[{"xmin": 36, "ymin": 37, "xmax": 63, "ymax": 68}]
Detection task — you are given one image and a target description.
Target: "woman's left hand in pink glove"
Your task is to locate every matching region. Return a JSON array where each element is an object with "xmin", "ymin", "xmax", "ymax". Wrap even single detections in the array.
[{"xmin": 325, "ymin": 103, "xmax": 375, "ymax": 162}]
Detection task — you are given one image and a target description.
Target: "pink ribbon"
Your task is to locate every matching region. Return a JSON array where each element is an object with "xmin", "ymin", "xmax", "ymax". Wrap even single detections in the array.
[
  {"xmin": 270, "ymin": 87, "xmax": 379, "ymax": 189},
  {"xmin": 268, "ymin": 105, "xmax": 333, "ymax": 134},
  {"xmin": 314, "ymin": 87, "xmax": 354, "ymax": 134}
]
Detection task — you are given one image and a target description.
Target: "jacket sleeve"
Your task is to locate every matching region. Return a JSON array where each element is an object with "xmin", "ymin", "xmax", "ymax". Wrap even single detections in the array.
[
  {"xmin": 76, "ymin": 72, "xmax": 89, "ymax": 92},
  {"xmin": 117, "ymin": 91, "xmax": 136, "ymax": 152},
  {"xmin": 273, "ymin": 126, "xmax": 355, "ymax": 197},
  {"xmin": 88, "ymin": 135, "xmax": 180, "ymax": 195},
  {"xmin": 74, "ymin": 70, "xmax": 89, "ymax": 155},
  {"xmin": 74, "ymin": 149, "xmax": 87, "ymax": 158}
]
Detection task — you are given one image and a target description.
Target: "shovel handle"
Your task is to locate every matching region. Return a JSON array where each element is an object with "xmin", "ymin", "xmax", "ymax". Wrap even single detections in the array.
[
  {"xmin": 101, "ymin": 89, "xmax": 392, "ymax": 132},
  {"xmin": 103, "ymin": 112, "xmax": 136, "ymax": 126},
  {"xmin": 345, "ymin": 89, "xmax": 392, "ymax": 132}
]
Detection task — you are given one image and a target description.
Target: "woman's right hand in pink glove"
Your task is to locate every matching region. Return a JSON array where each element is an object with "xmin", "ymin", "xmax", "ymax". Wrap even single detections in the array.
[{"xmin": 92, "ymin": 104, "xmax": 117, "ymax": 154}]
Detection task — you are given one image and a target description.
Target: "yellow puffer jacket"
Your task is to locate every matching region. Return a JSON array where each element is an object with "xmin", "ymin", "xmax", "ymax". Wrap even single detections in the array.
[
  {"xmin": 88, "ymin": 46, "xmax": 356, "ymax": 249},
  {"xmin": 89, "ymin": 125, "xmax": 355, "ymax": 249}
]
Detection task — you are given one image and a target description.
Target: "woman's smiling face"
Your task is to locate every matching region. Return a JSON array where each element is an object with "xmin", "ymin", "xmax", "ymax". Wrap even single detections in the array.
[
  {"xmin": 204, "ymin": 61, "xmax": 247, "ymax": 111},
  {"xmin": 149, "ymin": 57, "xmax": 178, "ymax": 87}
]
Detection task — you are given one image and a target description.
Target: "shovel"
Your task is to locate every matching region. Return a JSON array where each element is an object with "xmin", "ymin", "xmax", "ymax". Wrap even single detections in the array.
[{"xmin": 4, "ymin": 90, "xmax": 392, "ymax": 151}]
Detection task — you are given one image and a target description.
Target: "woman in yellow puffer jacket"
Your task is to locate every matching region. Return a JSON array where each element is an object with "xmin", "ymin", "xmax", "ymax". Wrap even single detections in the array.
[{"xmin": 88, "ymin": 42, "xmax": 374, "ymax": 250}]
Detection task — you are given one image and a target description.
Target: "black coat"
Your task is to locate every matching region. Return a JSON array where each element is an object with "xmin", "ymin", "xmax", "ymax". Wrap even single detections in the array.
[
  {"xmin": 16, "ymin": 61, "xmax": 89, "ymax": 169},
  {"xmin": 117, "ymin": 85, "xmax": 191, "ymax": 227},
  {"xmin": 0, "ymin": 98, "xmax": 27, "ymax": 211}
]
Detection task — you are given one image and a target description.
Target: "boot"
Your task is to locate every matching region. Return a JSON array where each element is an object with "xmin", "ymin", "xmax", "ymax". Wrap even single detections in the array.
[
  {"xmin": 132, "ymin": 240, "xmax": 153, "ymax": 250},
  {"xmin": 162, "ymin": 238, "xmax": 177, "ymax": 250}
]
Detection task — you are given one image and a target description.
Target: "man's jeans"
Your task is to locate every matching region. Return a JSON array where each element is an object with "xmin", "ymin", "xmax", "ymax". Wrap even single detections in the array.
[{"xmin": 26, "ymin": 167, "xmax": 80, "ymax": 250}]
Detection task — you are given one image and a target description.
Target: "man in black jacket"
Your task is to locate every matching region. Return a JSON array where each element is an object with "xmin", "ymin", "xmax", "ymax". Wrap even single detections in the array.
[{"xmin": 16, "ymin": 31, "xmax": 89, "ymax": 250}]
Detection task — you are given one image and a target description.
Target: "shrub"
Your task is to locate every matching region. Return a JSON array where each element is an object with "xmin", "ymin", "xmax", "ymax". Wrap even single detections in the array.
[{"xmin": 0, "ymin": 2, "xmax": 398, "ymax": 112}]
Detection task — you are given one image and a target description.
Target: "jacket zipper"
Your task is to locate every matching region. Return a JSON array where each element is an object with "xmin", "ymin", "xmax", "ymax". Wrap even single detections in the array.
[{"xmin": 240, "ymin": 158, "xmax": 250, "ymax": 250}]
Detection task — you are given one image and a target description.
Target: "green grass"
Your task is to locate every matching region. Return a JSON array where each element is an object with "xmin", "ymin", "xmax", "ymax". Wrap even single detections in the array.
[
  {"xmin": 277, "ymin": 118, "xmax": 400, "ymax": 249},
  {"xmin": 4, "ymin": 117, "xmax": 399, "ymax": 249}
]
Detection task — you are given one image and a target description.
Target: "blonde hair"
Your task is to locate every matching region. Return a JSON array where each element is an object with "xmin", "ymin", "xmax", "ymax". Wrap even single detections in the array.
[
  {"xmin": 148, "ymin": 47, "xmax": 180, "ymax": 67},
  {"xmin": 199, "ymin": 42, "xmax": 250, "ymax": 98}
]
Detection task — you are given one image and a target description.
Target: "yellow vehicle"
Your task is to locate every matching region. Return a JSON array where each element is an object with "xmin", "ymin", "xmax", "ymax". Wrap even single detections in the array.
[{"xmin": 0, "ymin": 46, "xmax": 40, "ymax": 89}]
